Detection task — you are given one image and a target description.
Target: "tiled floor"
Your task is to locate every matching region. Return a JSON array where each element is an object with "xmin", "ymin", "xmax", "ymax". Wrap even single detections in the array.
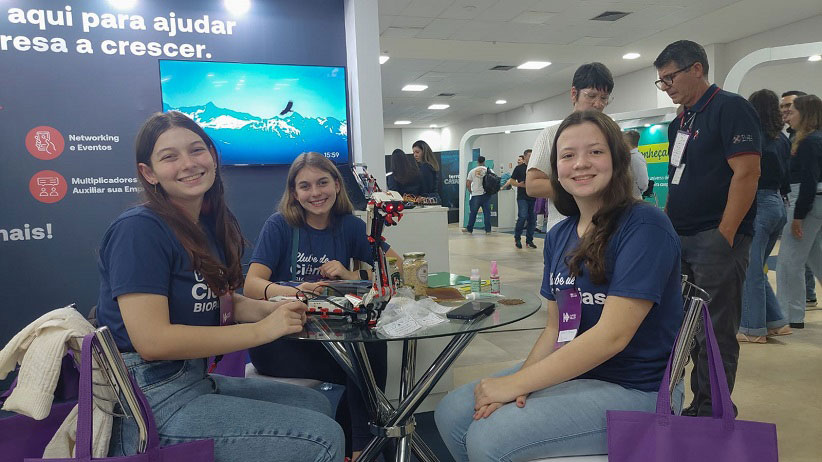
[{"xmin": 443, "ymin": 225, "xmax": 822, "ymax": 462}]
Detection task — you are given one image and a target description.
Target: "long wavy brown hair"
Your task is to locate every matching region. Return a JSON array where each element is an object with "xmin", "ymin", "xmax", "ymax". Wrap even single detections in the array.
[
  {"xmin": 278, "ymin": 152, "xmax": 354, "ymax": 228},
  {"xmin": 549, "ymin": 110, "xmax": 639, "ymax": 284},
  {"xmin": 748, "ymin": 89, "xmax": 784, "ymax": 141},
  {"xmin": 390, "ymin": 148, "xmax": 421, "ymax": 185},
  {"xmin": 791, "ymin": 94, "xmax": 822, "ymax": 155},
  {"xmin": 413, "ymin": 139, "xmax": 440, "ymax": 172},
  {"xmin": 135, "ymin": 111, "xmax": 245, "ymax": 295}
]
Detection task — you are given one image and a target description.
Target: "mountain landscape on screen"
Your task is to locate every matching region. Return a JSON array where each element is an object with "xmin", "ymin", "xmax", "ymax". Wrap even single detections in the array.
[{"xmin": 164, "ymin": 102, "xmax": 348, "ymax": 165}]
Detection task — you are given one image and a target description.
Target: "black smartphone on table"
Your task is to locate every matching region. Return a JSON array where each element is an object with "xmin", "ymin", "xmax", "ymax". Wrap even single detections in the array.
[{"xmin": 446, "ymin": 301, "xmax": 496, "ymax": 320}]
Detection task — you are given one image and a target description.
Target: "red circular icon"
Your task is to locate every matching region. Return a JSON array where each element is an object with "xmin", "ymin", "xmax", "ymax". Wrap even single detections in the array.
[
  {"xmin": 25, "ymin": 126, "xmax": 65, "ymax": 160},
  {"xmin": 29, "ymin": 170, "xmax": 68, "ymax": 203}
]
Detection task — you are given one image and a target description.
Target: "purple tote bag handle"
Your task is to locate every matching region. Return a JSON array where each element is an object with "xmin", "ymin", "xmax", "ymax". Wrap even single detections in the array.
[
  {"xmin": 655, "ymin": 302, "xmax": 735, "ymax": 425},
  {"xmin": 75, "ymin": 334, "xmax": 162, "ymax": 460}
]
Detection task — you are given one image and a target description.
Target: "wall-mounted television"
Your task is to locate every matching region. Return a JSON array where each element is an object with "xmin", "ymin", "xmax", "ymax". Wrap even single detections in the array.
[{"xmin": 159, "ymin": 60, "xmax": 350, "ymax": 165}]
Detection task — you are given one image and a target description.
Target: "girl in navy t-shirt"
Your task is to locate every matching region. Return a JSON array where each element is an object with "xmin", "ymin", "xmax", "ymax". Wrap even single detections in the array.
[
  {"xmin": 435, "ymin": 110, "xmax": 683, "ymax": 460},
  {"xmin": 244, "ymin": 152, "xmax": 396, "ymax": 459},
  {"xmin": 96, "ymin": 112, "xmax": 344, "ymax": 461}
]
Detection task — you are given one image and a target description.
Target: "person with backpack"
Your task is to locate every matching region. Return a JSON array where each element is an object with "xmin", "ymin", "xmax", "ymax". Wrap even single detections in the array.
[
  {"xmin": 464, "ymin": 156, "xmax": 498, "ymax": 234},
  {"xmin": 508, "ymin": 149, "xmax": 538, "ymax": 248}
]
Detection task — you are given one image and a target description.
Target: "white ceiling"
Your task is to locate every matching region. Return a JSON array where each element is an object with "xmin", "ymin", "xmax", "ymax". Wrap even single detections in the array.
[{"xmin": 378, "ymin": 0, "xmax": 822, "ymax": 128}]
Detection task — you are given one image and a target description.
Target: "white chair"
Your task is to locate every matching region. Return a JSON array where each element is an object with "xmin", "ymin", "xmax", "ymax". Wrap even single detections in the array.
[{"xmin": 528, "ymin": 279, "xmax": 709, "ymax": 462}]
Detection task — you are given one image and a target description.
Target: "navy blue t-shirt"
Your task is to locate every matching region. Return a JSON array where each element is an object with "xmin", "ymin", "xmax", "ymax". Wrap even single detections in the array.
[
  {"xmin": 541, "ymin": 203, "xmax": 683, "ymax": 391},
  {"xmin": 96, "ymin": 206, "xmax": 225, "ymax": 352},
  {"xmin": 757, "ymin": 131, "xmax": 790, "ymax": 191},
  {"xmin": 250, "ymin": 213, "xmax": 376, "ymax": 282},
  {"xmin": 666, "ymin": 84, "xmax": 762, "ymax": 236}
]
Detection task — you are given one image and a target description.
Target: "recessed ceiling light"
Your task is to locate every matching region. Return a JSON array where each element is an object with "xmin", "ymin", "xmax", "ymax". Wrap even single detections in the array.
[
  {"xmin": 379, "ymin": 55, "xmax": 390, "ymax": 64},
  {"xmin": 623, "ymin": 52, "xmax": 640, "ymax": 60},
  {"xmin": 428, "ymin": 104, "xmax": 450, "ymax": 110},
  {"xmin": 504, "ymin": 130, "xmax": 511, "ymax": 134},
  {"xmin": 402, "ymin": 84, "xmax": 428, "ymax": 92},
  {"xmin": 644, "ymin": 123, "xmax": 651, "ymax": 127},
  {"xmin": 495, "ymin": 99, "xmax": 507, "ymax": 105},
  {"xmin": 517, "ymin": 61, "xmax": 551, "ymax": 70},
  {"xmin": 224, "ymin": 0, "xmax": 251, "ymax": 15},
  {"xmin": 394, "ymin": 120, "xmax": 411, "ymax": 125},
  {"xmin": 430, "ymin": 124, "xmax": 438, "ymax": 128},
  {"xmin": 809, "ymin": 55, "xmax": 822, "ymax": 62}
]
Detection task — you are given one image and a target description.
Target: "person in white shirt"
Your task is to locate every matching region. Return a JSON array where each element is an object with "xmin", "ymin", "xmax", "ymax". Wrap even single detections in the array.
[
  {"xmin": 526, "ymin": 63, "xmax": 615, "ymax": 232},
  {"xmin": 623, "ymin": 130, "xmax": 649, "ymax": 199},
  {"xmin": 465, "ymin": 156, "xmax": 493, "ymax": 233}
]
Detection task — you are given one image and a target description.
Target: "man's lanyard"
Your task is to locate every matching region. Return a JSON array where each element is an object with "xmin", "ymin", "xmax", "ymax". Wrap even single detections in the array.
[
  {"xmin": 208, "ymin": 291, "xmax": 235, "ymax": 373},
  {"xmin": 670, "ymin": 86, "xmax": 722, "ymax": 172}
]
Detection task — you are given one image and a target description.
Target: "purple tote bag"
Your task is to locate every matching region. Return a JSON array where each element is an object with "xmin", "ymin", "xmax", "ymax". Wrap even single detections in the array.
[
  {"xmin": 0, "ymin": 355, "xmax": 79, "ymax": 462},
  {"xmin": 606, "ymin": 302, "xmax": 778, "ymax": 461},
  {"xmin": 26, "ymin": 333, "xmax": 214, "ymax": 462}
]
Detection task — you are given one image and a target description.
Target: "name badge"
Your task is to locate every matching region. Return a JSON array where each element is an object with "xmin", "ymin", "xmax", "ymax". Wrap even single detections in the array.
[
  {"xmin": 671, "ymin": 163, "xmax": 686, "ymax": 185},
  {"xmin": 669, "ymin": 130, "xmax": 689, "ymax": 167},
  {"xmin": 219, "ymin": 292, "xmax": 235, "ymax": 326},
  {"xmin": 555, "ymin": 288, "xmax": 581, "ymax": 348}
]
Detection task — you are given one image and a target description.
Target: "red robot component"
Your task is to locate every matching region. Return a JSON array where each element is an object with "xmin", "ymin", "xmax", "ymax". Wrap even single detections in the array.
[{"xmin": 354, "ymin": 191, "xmax": 405, "ymax": 326}]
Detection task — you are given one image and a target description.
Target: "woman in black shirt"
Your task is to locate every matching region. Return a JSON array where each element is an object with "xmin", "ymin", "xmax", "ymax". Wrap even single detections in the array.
[
  {"xmin": 738, "ymin": 90, "xmax": 791, "ymax": 342},
  {"xmin": 776, "ymin": 94, "xmax": 822, "ymax": 329},
  {"xmin": 412, "ymin": 140, "xmax": 440, "ymax": 197}
]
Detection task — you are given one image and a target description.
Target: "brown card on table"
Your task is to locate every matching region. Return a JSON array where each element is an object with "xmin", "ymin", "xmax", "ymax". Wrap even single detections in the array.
[{"xmin": 426, "ymin": 287, "xmax": 465, "ymax": 301}]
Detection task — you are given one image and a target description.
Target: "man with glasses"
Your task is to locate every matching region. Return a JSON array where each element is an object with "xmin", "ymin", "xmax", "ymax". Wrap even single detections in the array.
[
  {"xmin": 780, "ymin": 90, "xmax": 817, "ymax": 309},
  {"xmin": 654, "ymin": 40, "xmax": 761, "ymax": 417},
  {"xmin": 525, "ymin": 62, "xmax": 614, "ymax": 232}
]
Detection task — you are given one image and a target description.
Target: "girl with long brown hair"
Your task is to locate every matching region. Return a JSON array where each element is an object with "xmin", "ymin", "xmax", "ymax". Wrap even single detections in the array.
[
  {"xmin": 244, "ymin": 152, "xmax": 395, "ymax": 459},
  {"xmin": 737, "ymin": 89, "xmax": 792, "ymax": 342},
  {"xmin": 387, "ymin": 148, "xmax": 422, "ymax": 195},
  {"xmin": 412, "ymin": 139, "xmax": 440, "ymax": 196},
  {"xmin": 777, "ymin": 94, "xmax": 822, "ymax": 328},
  {"xmin": 96, "ymin": 112, "xmax": 343, "ymax": 461},
  {"xmin": 435, "ymin": 110, "xmax": 683, "ymax": 460}
]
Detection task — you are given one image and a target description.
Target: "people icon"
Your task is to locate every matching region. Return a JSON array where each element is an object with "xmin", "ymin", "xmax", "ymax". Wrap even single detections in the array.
[{"xmin": 37, "ymin": 177, "xmax": 60, "ymax": 197}]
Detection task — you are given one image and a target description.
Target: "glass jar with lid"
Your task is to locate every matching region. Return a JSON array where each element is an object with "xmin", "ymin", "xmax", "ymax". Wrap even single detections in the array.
[{"xmin": 402, "ymin": 252, "xmax": 429, "ymax": 297}]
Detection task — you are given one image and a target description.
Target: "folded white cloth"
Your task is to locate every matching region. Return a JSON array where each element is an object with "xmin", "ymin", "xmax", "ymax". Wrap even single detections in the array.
[
  {"xmin": 44, "ymin": 388, "xmax": 114, "ymax": 458},
  {"xmin": 0, "ymin": 306, "xmax": 113, "ymax": 457},
  {"xmin": 0, "ymin": 306, "xmax": 93, "ymax": 418}
]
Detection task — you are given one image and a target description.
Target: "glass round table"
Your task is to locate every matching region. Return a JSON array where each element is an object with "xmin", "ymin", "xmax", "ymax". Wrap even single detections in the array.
[{"xmin": 288, "ymin": 291, "xmax": 541, "ymax": 462}]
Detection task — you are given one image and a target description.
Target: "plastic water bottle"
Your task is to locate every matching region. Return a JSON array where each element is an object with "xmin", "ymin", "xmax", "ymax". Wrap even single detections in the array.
[
  {"xmin": 490, "ymin": 261, "xmax": 501, "ymax": 295},
  {"xmin": 470, "ymin": 268, "xmax": 481, "ymax": 294}
]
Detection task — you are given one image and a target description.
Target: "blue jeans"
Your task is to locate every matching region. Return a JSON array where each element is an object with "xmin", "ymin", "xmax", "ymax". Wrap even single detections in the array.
[
  {"xmin": 777, "ymin": 185, "xmax": 822, "ymax": 323},
  {"xmin": 249, "ymin": 339, "xmax": 387, "ymax": 452},
  {"xmin": 805, "ymin": 266, "xmax": 816, "ymax": 300},
  {"xmin": 434, "ymin": 364, "xmax": 673, "ymax": 461},
  {"xmin": 740, "ymin": 190, "xmax": 788, "ymax": 335},
  {"xmin": 467, "ymin": 194, "xmax": 492, "ymax": 233},
  {"xmin": 108, "ymin": 354, "xmax": 344, "ymax": 462},
  {"xmin": 514, "ymin": 198, "xmax": 536, "ymax": 243}
]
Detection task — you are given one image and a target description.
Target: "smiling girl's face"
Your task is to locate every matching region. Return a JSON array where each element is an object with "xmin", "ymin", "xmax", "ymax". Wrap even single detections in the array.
[
  {"xmin": 555, "ymin": 121, "xmax": 613, "ymax": 202},
  {"xmin": 293, "ymin": 166, "xmax": 340, "ymax": 226}
]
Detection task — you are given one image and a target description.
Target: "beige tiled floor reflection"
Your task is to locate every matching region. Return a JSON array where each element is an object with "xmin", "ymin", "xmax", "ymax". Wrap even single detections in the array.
[{"xmin": 447, "ymin": 226, "xmax": 822, "ymax": 462}]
